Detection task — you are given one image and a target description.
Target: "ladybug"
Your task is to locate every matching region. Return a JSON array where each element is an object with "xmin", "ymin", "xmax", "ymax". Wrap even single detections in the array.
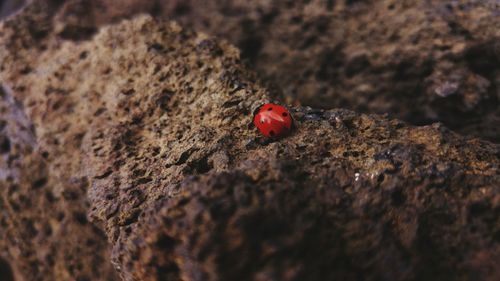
[{"xmin": 253, "ymin": 103, "xmax": 293, "ymax": 138}]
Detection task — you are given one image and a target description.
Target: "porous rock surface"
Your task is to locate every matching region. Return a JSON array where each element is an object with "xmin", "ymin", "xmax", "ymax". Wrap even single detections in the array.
[
  {"xmin": 55, "ymin": 0, "xmax": 500, "ymax": 142},
  {"xmin": 0, "ymin": 3, "xmax": 500, "ymax": 281},
  {"xmin": 0, "ymin": 4, "xmax": 119, "ymax": 281},
  {"xmin": 161, "ymin": 0, "xmax": 500, "ymax": 142}
]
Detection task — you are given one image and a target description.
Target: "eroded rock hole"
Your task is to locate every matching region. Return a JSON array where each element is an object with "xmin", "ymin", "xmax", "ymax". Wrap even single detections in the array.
[
  {"xmin": 32, "ymin": 177, "xmax": 48, "ymax": 189},
  {"xmin": 193, "ymin": 156, "xmax": 212, "ymax": 174},
  {"xmin": 0, "ymin": 135, "xmax": 10, "ymax": 153},
  {"xmin": 0, "ymin": 257, "xmax": 15, "ymax": 281}
]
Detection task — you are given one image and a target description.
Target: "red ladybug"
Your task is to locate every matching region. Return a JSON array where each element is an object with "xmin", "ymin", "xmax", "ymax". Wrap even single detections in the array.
[{"xmin": 253, "ymin": 103, "xmax": 293, "ymax": 138}]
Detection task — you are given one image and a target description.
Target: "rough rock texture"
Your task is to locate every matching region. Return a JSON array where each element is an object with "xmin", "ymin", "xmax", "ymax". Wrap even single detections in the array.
[
  {"xmin": 0, "ymin": 4, "xmax": 119, "ymax": 281},
  {"xmin": 12, "ymin": 0, "xmax": 498, "ymax": 141},
  {"xmin": 159, "ymin": 0, "xmax": 500, "ymax": 143},
  {"xmin": 156, "ymin": 0, "xmax": 500, "ymax": 142},
  {"xmin": 1, "ymin": 2, "xmax": 500, "ymax": 281}
]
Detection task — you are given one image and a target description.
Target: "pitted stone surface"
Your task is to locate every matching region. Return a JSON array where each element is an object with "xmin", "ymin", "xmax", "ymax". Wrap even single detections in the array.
[
  {"xmin": 12, "ymin": 0, "xmax": 498, "ymax": 141},
  {"xmin": 0, "ymin": 3, "xmax": 500, "ymax": 281}
]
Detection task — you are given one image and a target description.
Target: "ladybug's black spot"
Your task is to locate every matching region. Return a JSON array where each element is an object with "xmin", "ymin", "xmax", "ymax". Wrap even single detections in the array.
[
  {"xmin": 268, "ymin": 107, "xmax": 273, "ymax": 111},
  {"xmin": 269, "ymin": 130, "xmax": 275, "ymax": 136},
  {"xmin": 261, "ymin": 120, "xmax": 264, "ymax": 124},
  {"xmin": 282, "ymin": 112, "xmax": 288, "ymax": 117}
]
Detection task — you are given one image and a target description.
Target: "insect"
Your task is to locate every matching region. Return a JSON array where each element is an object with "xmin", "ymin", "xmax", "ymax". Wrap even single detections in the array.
[{"xmin": 253, "ymin": 103, "xmax": 293, "ymax": 139}]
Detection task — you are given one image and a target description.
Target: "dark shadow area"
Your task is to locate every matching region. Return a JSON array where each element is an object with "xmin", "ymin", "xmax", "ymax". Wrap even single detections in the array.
[{"xmin": 0, "ymin": 257, "xmax": 15, "ymax": 281}]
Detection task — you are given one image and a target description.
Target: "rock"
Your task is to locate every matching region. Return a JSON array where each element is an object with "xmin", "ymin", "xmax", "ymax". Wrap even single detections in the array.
[
  {"xmin": 1, "ymin": 3, "xmax": 500, "ymax": 281},
  {"xmin": 0, "ymin": 0, "xmax": 26, "ymax": 19},
  {"xmin": 10, "ymin": 1, "xmax": 500, "ymax": 141},
  {"xmin": 159, "ymin": 0, "xmax": 500, "ymax": 141},
  {"xmin": 0, "ymin": 83, "xmax": 118, "ymax": 281}
]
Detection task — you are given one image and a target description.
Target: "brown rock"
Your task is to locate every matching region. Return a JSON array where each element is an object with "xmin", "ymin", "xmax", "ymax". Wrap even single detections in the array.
[
  {"xmin": 159, "ymin": 0, "xmax": 500, "ymax": 142},
  {"xmin": 4, "ymin": 1, "xmax": 500, "ymax": 141},
  {"xmin": 1, "ymin": 3, "xmax": 500, "ymax": 281}
]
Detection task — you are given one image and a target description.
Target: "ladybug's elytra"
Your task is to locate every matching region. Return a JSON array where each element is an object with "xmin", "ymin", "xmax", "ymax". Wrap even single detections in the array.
[{"xmin": 253, "ymin": 103, "xmax": 293, "ymax": 138}]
